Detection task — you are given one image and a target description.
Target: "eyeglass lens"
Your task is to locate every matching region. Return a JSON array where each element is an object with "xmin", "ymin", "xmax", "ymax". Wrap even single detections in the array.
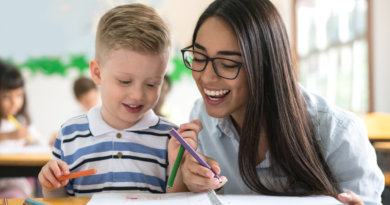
[{"xmin": 183, "ymin": 50, "xmax": 240, "ymax": 79}]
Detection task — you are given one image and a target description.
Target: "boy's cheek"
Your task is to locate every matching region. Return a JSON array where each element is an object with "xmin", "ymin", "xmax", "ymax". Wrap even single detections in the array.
[{"xmin": 148, "ymin": 90, "xmax": 161, "ymax": 105}]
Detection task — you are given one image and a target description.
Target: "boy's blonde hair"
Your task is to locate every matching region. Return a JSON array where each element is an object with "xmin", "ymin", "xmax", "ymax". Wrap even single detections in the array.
[{"xmin": 96, "ymin": 4, "xmax": 171, "ymax": 63}]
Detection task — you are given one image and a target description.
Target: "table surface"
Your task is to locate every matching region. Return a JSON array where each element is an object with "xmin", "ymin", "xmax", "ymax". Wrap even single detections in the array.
[
  {"xmin": 2, "ymin": 197, "xmax": 91, "ymax": 205},
  {"xmin": 373, "ymin": 142, "xmax": 390, "ymax": 150},
  {"xmin": 0, "ymin": 153, "xmax": 51, "ymax": 166},
  {"xmin": 364, "ymin": 113, "xmax": 390, "ymax": 141},
  {"xmin": 368, "ymin": 134, "xmax": 390, "ymax": 141}
]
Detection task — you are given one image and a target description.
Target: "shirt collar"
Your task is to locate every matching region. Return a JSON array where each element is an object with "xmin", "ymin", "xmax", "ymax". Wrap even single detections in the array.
[
  {"xmin": 87, "ymin": 105, "xmax": 159, "ymax": 136},
  {"xmin": 216, "ymin": 116, "xmax": 239, "ymax": 140}
]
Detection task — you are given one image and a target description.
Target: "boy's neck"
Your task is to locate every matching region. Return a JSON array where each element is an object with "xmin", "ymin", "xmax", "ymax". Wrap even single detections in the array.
[{"xmin": 100, "ymin": 105, "xmax": 140, "ymax": 130}]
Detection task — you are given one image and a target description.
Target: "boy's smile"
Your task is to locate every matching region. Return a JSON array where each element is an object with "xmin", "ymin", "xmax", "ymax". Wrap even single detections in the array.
[
  {"xmin": 90, "ymin": 48, "xmax": 167, "ymax": 130},
  {"xmin": 122, "ymin": 103, "xmax": 144, "ymax": 113}
]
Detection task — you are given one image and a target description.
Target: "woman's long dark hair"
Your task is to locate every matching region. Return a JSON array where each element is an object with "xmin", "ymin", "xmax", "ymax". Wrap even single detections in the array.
[
  {"xmin": 192, "ymin": 0, "xmax": 342, "ymax": 197},
  {"xmin": 0, "ymin": 60, "xmax": 30, "ymax": 127}
]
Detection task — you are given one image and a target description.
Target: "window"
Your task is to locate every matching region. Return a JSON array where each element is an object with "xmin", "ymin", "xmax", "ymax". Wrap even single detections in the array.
[{"xmin": 294, "ymin": 0, "xmax": 372, "ymax": 115}]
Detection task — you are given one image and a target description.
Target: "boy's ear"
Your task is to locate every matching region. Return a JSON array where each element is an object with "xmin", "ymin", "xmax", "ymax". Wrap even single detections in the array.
[{"xmin": 90, "ymin": 60, "xmax": 101, "ymax": 85}]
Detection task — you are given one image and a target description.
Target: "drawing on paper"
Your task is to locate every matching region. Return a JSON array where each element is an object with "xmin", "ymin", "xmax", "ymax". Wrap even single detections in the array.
[{"xmin": 121, "ymin": 194, "xmax": 171, "ymax": 202}]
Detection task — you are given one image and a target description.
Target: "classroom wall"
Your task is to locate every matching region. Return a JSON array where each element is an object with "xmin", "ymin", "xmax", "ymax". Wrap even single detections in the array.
[
  {"xmin": 372, "ymin": 0, "xmax": 390, "ymax": 113},
  {"xmin": 23, "ymin": 70, "xmax": 92, "ymax": 140}
]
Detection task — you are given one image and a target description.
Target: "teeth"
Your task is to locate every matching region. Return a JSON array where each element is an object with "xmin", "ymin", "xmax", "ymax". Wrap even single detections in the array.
[
  {"xmin": 203, "ymin": 88, "xmax": 230, "ymax": 96},
  {"xmin": 129, "ymin": 105, "xmax": 140, "ymax": 108},
  {"xmin": 209, "ymin": 96, "xmax": 220, "ymax": 101}
]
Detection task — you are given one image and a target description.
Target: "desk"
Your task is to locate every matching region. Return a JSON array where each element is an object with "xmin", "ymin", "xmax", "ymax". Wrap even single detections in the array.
[
  {"xmin": 367, "ymin": 129, "xmax": 390, "ymax": 141},
  {"xmin": 373, "ymin": 142, "xmax": 390, "ymax": 151},
  {"xmin": 364, "ymin": 112, "xmax": 390, "ymax": 142},
  {"xmin": 0, "ymin": 153, "xmax": 51, "ymax": 177},
  {"xmin": 368, "ymin": 135, "xmax": 390, "ymax": 142},
  {"xmin": 2, "ymin": 197, "xmax": 91, "ymax": 205}
]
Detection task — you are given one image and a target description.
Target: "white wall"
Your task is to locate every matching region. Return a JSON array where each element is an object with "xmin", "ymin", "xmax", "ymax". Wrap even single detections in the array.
[
  {"xmin": 23, "ymin": 69, "xmax": 92, "ymax": 139},
  {"xmin": 372, "ymin": 0, "xmax": 390, "ymax": 113}
]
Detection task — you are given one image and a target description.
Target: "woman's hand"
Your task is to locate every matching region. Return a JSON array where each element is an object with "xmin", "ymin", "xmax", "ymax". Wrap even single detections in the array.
[
  {"xmin": 338, "ymin": 191, "xmax": 364, "ymax": 205},
  {"xmin": 181, "ymin": 152, "xmax": 228, "ymax": 193}
]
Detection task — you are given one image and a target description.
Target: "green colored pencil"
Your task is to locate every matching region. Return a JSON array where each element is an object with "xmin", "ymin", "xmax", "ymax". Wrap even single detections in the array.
[{"xmin": 167, "ymin": 145, "xmax": 186, "ymax": 188}]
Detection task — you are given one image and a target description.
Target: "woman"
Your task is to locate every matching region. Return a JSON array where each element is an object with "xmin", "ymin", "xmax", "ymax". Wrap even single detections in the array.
[{"xmin": 171, "ymin": 0, "xmax": 384, "ymax": 204}]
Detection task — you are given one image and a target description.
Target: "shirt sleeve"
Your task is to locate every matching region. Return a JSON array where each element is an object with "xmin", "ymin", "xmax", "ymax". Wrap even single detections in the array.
[
  {"xmin": 323, "ymin": 115, "xmax": 384, "ymax": 205},
  {"xmin": 52, "ymin": 129, "xmax": 63, "ymax": 160}
]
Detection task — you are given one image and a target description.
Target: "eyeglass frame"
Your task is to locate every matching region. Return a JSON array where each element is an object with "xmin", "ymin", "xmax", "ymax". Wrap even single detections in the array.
[{"xmin": 180, "ymin": 45, "xmax": 244, "ymax": 80}]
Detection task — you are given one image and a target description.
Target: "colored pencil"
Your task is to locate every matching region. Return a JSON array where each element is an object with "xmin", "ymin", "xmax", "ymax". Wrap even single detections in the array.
[
  {"xmin": 8, "ymin": 115, "xmax": 34, "ymax": 143},
  {"xmin": 169, "ymin": 128, "xmax": 220, "ymax": 180},
  {"xmin": 57, "ymin": 169, "xmax": 97, "ymax": 181},
  {"xmin": 167, "ymin": 145, "xmax": 185, "ymax": 188},
  {"xmin": 25, "ymin": 198, "xmax": 46, "ymax": 205}
]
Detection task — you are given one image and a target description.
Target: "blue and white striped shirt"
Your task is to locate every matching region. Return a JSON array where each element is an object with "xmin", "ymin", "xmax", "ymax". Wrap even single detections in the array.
[{"xmin": 52, "ymin": 106, "xmax": 178, "ymax": 197}]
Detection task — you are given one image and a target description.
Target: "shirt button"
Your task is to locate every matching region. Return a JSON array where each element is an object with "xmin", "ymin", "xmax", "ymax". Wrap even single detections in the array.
[
  {"xmin": 117, "ymin": 152, "xmax": 123, "ymax": 158},
  {"xmin": 116, "ymin": 133, "xmax": 122, "ymax": 138}
]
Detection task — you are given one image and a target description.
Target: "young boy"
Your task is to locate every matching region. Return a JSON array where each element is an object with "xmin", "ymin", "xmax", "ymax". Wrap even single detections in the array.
[
  {"xmin": 38, "ymin": 4, "xmax": 186, "ymax": 197},
  {"xmin": 73, "ymin": 77, "xmax": 99, "ymax": 112}
]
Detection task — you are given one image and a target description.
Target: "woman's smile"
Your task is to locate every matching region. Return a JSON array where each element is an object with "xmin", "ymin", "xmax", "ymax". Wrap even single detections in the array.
[{"xmin": 203, "ymin": 87, "xmax": 231, "ymax": 105}]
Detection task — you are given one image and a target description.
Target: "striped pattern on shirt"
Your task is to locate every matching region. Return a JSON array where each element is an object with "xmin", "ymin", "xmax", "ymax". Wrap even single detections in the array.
[{"xmin": 52, "ymin": 112, "xmax": 177, "ymax": 197}]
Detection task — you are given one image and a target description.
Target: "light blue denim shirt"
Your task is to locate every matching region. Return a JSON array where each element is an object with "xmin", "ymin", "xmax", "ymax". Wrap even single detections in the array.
[{"xmin": 190, "ymin": 85, "xmax": 384, "ymax": 205}]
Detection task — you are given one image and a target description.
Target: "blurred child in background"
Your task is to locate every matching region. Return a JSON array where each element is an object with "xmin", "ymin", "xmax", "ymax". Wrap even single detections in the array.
[
  {"xmin": 50, "ymin": 77, "xmax": 100, "ymax": 147},
  {"xmin": 0, "ymin": 61, "xmax": 44, "ymax": 146},
  {"xmin": 0, "ymin": 60, "xmax": 45, "ymax": 198},
  {"xmin": 73, "ymin": 77, "xmax": 99, "ymax": 113}
]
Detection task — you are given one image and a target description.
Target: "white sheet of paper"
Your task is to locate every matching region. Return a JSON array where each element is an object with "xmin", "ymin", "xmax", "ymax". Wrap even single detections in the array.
[
  {"xmin": 87, "ymin": 192, "xmax": 213, "ymax": 205},
  {"xmin": 87, "ymin": 192, "xmax": 343, "ymax": 205},
  {"xmin": 0, "ymin": 145, "xmax": 52, "ymax": 154},
  {"xmin": 218, "ymin": 195, "xmax": 344, "ymax": 205}
]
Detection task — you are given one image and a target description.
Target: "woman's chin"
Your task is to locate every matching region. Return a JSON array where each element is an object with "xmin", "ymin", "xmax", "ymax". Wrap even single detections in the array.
[{"xmin": 205, "ymin": 106, "xmax": 229, "ymax": 119}]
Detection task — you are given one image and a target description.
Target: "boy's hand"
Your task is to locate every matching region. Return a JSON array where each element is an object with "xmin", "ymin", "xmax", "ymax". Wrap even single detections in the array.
[
  {"xmin": 166, "ymin": 119, "xmax": 203, "ymax": 192},
  {"xmin": 167, "ymin": 119, "xmax": 203, "ymax": 163},
  {"xmin": 38, "ymin": 159, "xmax": 70, "ymax": 191},
  {"xmin": 8, "ymin": 127, "xmax": 28, "ymax": 140}
]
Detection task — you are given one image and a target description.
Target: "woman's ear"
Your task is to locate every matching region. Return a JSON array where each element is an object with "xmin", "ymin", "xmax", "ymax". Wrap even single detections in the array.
[{"xmin": 90, "ymin": 60, "xmax": 101, "ymax": 85}]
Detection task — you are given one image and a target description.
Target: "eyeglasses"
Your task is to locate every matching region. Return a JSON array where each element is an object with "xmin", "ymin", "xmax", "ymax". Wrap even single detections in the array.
[{"xmin": 181, "ymin": 45, "xmax": 244, "ymax": 80}]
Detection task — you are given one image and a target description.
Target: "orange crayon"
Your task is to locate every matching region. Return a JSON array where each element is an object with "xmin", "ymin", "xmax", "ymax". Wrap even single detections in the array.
[{"xmin": 57, "ymin": 169, "xmax": 97, "ymax": 181}]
